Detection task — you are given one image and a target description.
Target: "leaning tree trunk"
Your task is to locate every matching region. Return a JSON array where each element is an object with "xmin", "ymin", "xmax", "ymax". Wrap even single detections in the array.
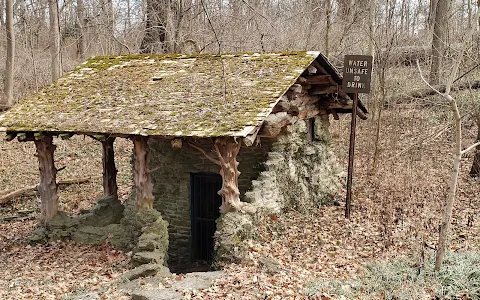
[
  {"xmin": 435, "ymin": 96, "xmax": 461, "ymax": 271},
  {"xmin": 132, "ymin": 136, "xmax": 154, "ymax": 210},
  {"xmin": 34, "ymin": 135, "xmax": 59, "ymax": 223}
]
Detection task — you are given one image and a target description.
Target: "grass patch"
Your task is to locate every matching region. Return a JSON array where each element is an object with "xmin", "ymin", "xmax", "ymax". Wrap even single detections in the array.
[{"xmin": 305, "ymin": 251, "xmax": 480, "ymax": 299}]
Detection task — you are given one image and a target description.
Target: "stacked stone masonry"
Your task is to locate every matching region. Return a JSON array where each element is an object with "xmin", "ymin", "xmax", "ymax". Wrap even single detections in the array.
[{"xmin": 148, "ymin": 139, "xmax": 273, "ymax": 266}]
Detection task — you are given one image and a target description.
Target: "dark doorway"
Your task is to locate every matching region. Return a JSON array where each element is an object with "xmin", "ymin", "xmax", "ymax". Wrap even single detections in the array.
[{"xmin": 190, "ymin": 172, "xmax": 222, "ymax": 263}]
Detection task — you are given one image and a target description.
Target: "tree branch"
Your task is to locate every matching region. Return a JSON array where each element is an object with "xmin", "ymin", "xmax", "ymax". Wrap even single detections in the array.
[
  {"xmin": 416, "ymin": 60, "xmax": 444, "ymax": 97},
  {"xmin": 188, "ymin": 142, "xmax": 221, "ymax": 165},
  {"xmin": 461, "ymin": 142, "xmax": 480, "ymax": 155}
]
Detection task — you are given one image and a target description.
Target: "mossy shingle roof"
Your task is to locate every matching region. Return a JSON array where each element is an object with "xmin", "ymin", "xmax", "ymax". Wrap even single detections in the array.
[{"xmin": 0, "ymin": 51, "xmax": 321, "ymax": 137}]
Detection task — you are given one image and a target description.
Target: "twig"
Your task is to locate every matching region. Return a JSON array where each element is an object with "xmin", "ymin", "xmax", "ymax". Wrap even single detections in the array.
[
  {"xmin": 390, "ymin": 122, "xmax": 452, "ymax": 160},
  {"xmin": 240, "ymin": 0, "xmax": 277, "ymax": 30},
  {"xmin": 111, "ymin": 33, "xmax": 131, "ymax": 54},
  {"xmin": 200, "ymin": 0, "xmax": 227, "ymax": 101},
  {"xmin": 453, "ymin": 62, "xmax": 480, "ymax": 84},
  {"xmin": 147, "ymin": 166, "xmax": 162, "ymax": 173},
  {"xmin": 461, "ymin": 142, "xmax": 480, "ymax": 155}
]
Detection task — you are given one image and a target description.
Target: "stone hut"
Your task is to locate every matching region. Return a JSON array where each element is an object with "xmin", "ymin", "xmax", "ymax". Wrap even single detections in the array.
[{"xmin": 0, "ymin": 52, "xmax": 367, "ymax": 270}]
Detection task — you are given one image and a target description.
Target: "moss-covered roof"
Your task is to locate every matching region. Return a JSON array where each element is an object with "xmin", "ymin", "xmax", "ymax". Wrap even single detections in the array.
[{"xmin": 0, "ymin": 52, "xmax": 320, "ymax": 137}]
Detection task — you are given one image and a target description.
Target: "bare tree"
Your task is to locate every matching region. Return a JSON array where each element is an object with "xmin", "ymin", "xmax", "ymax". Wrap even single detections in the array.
[
  {"xmin": 429, "ymin": 0, "xmax": 452, "ymax": 85},
  {"xmin": 140, "ymin": 0, "xmax": 167, "ymax": 53},
  {"xmin": 417, "ymin": 22, "xmax": 479, "ymax": 272},
  {"xmin": 0, "ymin": 0, "xmax": 5, "ymax": 29},
  {"xmin": 428, "ymin": 0, "xmax": 438, "ymax": 30},
  {"xmin": 1, "ymin": 0, "xmax": 14, "ymax": 109},
  {"xmin": 324, "ymin": 0, "xmax": 332, "ymax": 57},
  {"xmin": 76, "ymin": 0, "xmax": 86, "ymax": 60},
  {"xmin": 49, "ymin": 0, "xmax": 61, "ymax": 80}
]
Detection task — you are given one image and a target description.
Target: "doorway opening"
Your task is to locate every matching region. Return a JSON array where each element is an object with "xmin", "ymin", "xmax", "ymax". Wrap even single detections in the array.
[{"xmin": 190, "ymin": 172, "xmax": 222, "ymax": 269}]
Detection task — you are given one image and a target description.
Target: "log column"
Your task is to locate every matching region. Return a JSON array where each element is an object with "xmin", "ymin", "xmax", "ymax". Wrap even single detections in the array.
[
  {"xmin": 102, "ymin": 137, "xmax": 118, "ymax": 199},
  {"xmin": 215, "ymin": 138, "xmax": 242, "ymax": 213},
  {"xmin": 190, "ymin": 137, "xmax": 242, "ymax": 213},
  {"xmin": 34, "ymin": 135, "xmax": 58, "ymax": 223},
  {"xmin": 132, "ymin": 136, "xmax": 154, "ymax": 210}
]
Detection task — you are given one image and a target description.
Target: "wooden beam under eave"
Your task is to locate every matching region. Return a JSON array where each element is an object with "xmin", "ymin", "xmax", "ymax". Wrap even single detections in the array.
[
  {"xmin": 303, "ymin": 75, "xmax": 332, "ymax": 85},
  {"xmin": 34, "ymin": 134, "xmax": 59, "ymax": 223},
  {"xmin": 4, "ymin": 132, "xmax": 16, "ymax": 141},
  {"xmin": 102, "ymin": 137, "xmax": 118, "ymax": 199},
  {"xmin": 132, "ymin": 136, "xmax": 154, "ymax": 210},
  {"xmin": 327, "ymin": 101, "xmax": 368, "ymax": 120},
  {"xmin": 309, "ymin": 85, "xmax": 338, "ymax": 95}
]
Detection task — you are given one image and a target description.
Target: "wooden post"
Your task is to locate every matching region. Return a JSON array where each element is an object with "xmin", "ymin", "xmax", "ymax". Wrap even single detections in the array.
[
  {"xmin": 132, "ymin": 136, "xmax": 154, "ymax": 210},
  {"xmin": 215, "ymin": 138, "xmax": 242, "ymax": 213},
  {"xmin": 34, "ymin": 135, "xmax": 59, "ymax": 223},
  {"xmin": 345, "ymin": 93, "xmax": 358, "ymax": 219},
  {"xmin": 102, "ymin": 137, "xmax": 118, "ymax": 199},
  {"xmin": 189, "ymin": 137, "xmax": 242, "ymax": 213}
]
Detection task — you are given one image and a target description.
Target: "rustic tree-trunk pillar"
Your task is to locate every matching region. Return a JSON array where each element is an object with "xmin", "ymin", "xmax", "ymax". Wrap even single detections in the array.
[
  {"xmin": 215, "ymin": 138, "xmax": 242, "ymax": 213},
  {"xmin": 189, "ymin": 138, "xmax": 242, "ymax": 213},
  {"xmin": 132, "ymin": 136, "xmax": 154, "ymax": 210},
  {"xmin": 102, "ymin": 137, "xmax": 118, "ymax": 198},
  {"xmin": 34, "ymin": 135, "xmax": 59, "ymax": 223}
]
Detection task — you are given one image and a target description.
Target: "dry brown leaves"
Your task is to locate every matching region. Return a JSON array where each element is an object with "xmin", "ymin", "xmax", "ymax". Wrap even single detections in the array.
[{"xmin": 0, "ymin": 220, "xmax": 131, "ymax": 299}]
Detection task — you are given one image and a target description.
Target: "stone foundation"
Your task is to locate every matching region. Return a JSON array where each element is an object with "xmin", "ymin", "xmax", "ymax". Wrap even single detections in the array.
[
  {"xmin": 148, "ymin": 139, "xmax": 273, "ymax": 266},
  {"xmin": 29, "ymin": 195, "xmax": 170, "ymax": 267},
  {"xmin": 215, "ymin": 118, "xmax": 344, "ymax": 265}
]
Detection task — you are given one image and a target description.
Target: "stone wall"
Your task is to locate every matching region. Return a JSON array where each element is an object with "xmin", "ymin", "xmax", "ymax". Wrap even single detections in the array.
[
  {"xmin": 148, "ymin": 139, "xmax": 273, "ymax": 266},
  {"xmin": 215, "ymin": 117, "xmax": 345, "ymax": 265}
]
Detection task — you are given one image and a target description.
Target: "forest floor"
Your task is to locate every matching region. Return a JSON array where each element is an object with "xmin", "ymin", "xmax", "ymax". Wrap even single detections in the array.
[{"xmin": 1, "ymin": 68, "xmax": 480, "ymax": 299}]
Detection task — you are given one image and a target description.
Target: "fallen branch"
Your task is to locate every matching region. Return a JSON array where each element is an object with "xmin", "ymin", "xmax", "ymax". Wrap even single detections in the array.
[
  {"xmin": 0, "ymin": 176, "xmax": 100, "ymax": 205},
  {"xmin": 387, "ymin": 80, "xmax": 480, "ymax": 105}
]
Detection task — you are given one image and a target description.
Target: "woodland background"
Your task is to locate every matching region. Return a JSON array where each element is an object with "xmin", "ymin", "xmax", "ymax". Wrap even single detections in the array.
[{"xmin": 1, "ymin": 0, "xmax": 480, "ymax": 299}]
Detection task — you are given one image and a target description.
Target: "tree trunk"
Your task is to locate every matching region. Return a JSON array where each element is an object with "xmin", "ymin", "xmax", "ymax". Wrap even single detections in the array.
[
  {"xmin": 469, "ymin": 113, "xmax": 480, "ymax": 176},
  {"xmin": 34, "ymin": 135, "xmax": 59, "ymax": 224},
  {"xmin": 76, "ymin": 0, "xmax": 86, "ymax": 60},
  {"xmin": 435, "ymin": 97, "xmax": 461, "ymax": 271},
  {"xmin": 429, "ymin": 0, "xmax": 451, "ymax": 85},
  {"xmin": 428, "ymin": 0, "xmax": 438, "ymax": 30},
  {"xmin": 325, "ymin": 0, "xmax": 332, "ymax": 57},
  {"xmin": 48, "ymin": 0, "xmax": 61, "ymax": 80},
  {"xmin": 2, "ymin": 0, "xmax": 14, "ymax": 109},
  {"xmin": 140, "ymin": 0, "xmax": 167, "ymax": 53},
  {"xmin": 215, "ymin": 138, "xmax": 242, "ymax": 213},
  {"xmin": 102, "ymin": 137, "xmax": 118, "ymax": 198},
  {"xmin": 0, "ymin": 0, "xmax": 5, "ymax": 28},
  {"xmin": 367, "ymin": 0, "xmax": 376, "ymax": 58},
  {"xmin": 189, "ymin": 138, "xmax": 242, "ymax": 213},
  {"xmin": 99, "ymin": 0, "xmax": 116, "ymax": 53},
  {"xmin": 132, "ymin": 136, "xmax": 154, "ymax": 210}
]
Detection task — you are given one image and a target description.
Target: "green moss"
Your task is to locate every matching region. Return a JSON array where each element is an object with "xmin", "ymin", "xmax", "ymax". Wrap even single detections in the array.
[{"xmin": 0, "ymin": 51, "xmax": 317, "ymax": 137}]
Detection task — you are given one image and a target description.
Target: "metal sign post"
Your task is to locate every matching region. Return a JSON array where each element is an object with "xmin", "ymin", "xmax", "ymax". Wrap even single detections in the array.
[{"xmin": 342, "ymin": 55, "xmax": 373, "ymax": 219}]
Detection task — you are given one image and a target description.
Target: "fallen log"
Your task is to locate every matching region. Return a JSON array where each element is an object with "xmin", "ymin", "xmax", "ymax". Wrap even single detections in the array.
[
  {"xmin": 0, "ymin": 176, "xmax": 100, "ymax": 205},
  {"xmin": 387, "ymin": 80, "xmax": 480, "ymax": 106}
]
